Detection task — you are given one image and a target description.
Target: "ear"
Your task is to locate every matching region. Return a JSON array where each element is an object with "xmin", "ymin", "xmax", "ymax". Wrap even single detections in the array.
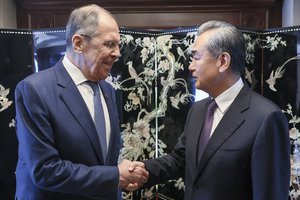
[
  {"xmin": 72, "ymin": 34, "xmax": 85, "ymax": 53},
  {"xmin": 217, "ymin": 52, "xmax": 231, "ymax": 73}
]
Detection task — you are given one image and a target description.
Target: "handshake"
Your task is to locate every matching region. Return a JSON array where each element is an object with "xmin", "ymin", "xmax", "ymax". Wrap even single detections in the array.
[{"xmin": 118, "ymin": 159, "xmax": 149, "ymax": 191}]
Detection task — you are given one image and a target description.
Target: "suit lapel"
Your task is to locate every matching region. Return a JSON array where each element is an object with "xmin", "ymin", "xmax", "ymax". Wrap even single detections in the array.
[
  {"xmin": 55, "ymin": 62, "xmax": 104, "ymax": 163},
  {"xmin": 195, "ymin": 85, "xmax": 251, "ymax": 179}
]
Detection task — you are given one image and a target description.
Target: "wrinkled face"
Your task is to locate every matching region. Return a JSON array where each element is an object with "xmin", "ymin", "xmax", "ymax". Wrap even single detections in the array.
[
  {"xmin": 78, "ymin": 14, "xmax": 121, "ymax": 81},
  {"xmin": 189, "ymin": 30, "xmax": 220, "ymax": 94}
]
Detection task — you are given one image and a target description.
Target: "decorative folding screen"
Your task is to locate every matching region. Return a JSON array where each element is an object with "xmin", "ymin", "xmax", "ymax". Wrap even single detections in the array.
[
  {"xmin": 0, "ymin": 29, "xmax": 33, "ymax": 200},
  {"xmin": 1, "ymin": 26, "xmax": 300, "ymax": 200}
]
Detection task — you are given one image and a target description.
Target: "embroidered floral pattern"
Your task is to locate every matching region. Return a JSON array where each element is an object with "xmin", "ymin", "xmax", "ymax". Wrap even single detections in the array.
[
  {"xmin": 0, "ymin": 84, "xmax": 12, "ymax": 112},
  {"xmin": 108, "ymin": 30, "xmax": 197, "ymax": 199}
]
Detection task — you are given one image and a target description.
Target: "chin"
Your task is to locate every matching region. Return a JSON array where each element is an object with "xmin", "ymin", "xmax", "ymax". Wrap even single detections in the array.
[
  {"xmin": 100, "ymin": 73, "xmax": 110, "ymax": 81},
  {"xmin": 194, "ymin": 81, "xmax": 201, "ymax": 90}
]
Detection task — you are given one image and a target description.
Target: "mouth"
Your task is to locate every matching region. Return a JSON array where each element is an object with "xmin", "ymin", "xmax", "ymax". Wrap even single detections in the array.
[
  {"xmin": 114, "ymin": 58, "xmax": 120, "ymax": 63},
  {"xmin": 107, "ymin": 59, "xmax": 117, "ymax": 66},
  {"xmin": 104, "ymin": 61, "xmax": 114, "ymax": 68},
  {"xmin": 190, "ymin": 76, "xmax": 197, "ymax": 81}
]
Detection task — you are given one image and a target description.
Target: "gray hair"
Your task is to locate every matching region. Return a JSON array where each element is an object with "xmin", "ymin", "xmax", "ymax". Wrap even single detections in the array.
[
  {"xmin": 198, "ymin": 20, "xmax": 246, "ymax": 75},
  {"xmin": 65, "ymin": 4, "xmax": 114, "ymax": 51}
]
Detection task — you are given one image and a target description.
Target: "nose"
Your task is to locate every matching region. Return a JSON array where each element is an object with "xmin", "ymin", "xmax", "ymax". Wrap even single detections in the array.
[
  {"xmin": 111, "ymin": 47, "xmax": 121, "ymax": 60},
  {"xmin": 188, "ymin": 60, "xmax": 195, "ymax": 71}
]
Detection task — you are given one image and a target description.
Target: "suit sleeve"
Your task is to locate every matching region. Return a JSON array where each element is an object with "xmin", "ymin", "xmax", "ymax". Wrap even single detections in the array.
[
  {"xmin": 143, "ymin": 135, "xmax": 185, "ymax": 187},
  {"xmin": 143, "ymin": 104, "xmax": 197, "ymax": 187},
  {"xmin": 15, "ymin": 80, "xmax": 119, "ymax": 198},
  {"xmin": 251, "ymin": 110, "xmax": 290, "ymax": 200}
]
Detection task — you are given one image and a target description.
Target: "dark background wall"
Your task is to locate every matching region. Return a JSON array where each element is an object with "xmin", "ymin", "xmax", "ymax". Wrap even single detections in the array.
[
  {"xmin": 15, "ymin": 0, "xmax": 283, "ymax": 30},
  {"xmin": 0, "ymin": 0, "xmax": 285, "ymax": 199}
]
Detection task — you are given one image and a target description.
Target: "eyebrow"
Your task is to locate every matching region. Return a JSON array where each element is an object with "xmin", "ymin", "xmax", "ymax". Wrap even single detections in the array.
[{"xmin": 191, "ymin": 50, "xmax": 197, "ymax": 57}]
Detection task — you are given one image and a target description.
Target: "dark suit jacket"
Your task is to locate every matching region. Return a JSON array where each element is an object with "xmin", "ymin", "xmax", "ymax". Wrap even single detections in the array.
[
  {"xmin": 144, "ymin": 85, "xmax": 290, "ymax": 200},
  {"xmin": 14, "ymin": 60, "xmax": 121, "ymax": 200}
]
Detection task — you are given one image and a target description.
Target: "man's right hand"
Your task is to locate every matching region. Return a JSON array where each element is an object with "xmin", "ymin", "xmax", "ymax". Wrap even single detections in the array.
[{"xmin": 118, "ymin": 159, "xmax": 149, "ymax": 191}]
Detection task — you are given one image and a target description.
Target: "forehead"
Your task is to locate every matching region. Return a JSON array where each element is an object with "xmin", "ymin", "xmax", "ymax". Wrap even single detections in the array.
[
  {"xmin": 191, "ymin": 30, "xmax": 216, "ymax": 53},
  {"xmin": 191, "ymin": 33, "xmax": 207, "ymax": 54},
  {"xmin": 96, "ymin": 14, "xmax": 120, "ymax": 40}
]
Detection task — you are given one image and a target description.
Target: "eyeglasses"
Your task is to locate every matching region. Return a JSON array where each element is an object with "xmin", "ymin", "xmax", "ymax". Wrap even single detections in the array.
[{"xmin": 80, "ymin": 34, "xmax": 122, "ymax": 50}]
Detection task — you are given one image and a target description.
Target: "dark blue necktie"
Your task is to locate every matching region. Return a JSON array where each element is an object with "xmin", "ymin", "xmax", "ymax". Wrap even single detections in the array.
[
  {"xmin": 198, "ymin": 99, "xmax": 217, "ymax": 163},
  {"xmin": 89, "ymin": 82, "xmax": 107, "ymax": 159}
]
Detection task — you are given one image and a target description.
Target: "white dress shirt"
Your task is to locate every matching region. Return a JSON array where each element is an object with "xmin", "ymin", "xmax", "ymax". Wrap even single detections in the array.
[
  {"xmin": 62, "ymin": 55, "xmax": 111, "ymax": 149},
  {"xmin": 210, "ymin": 78, "xmax": 244, "ymax": 136}
]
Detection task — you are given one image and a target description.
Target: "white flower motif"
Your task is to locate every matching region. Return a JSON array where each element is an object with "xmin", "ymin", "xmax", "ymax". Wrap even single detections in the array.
[
  {"xmin": 122, "ymin": 133, "xmax": 144, "ymax": 160},
  {"xmin": 170, "ymin": 92, "xmax": 188, "ymax": 109},
  {"xmin": 105, "ymin": 74, "xmax": 121, "ymax": 88},
  {"xmin": 143, "ymin": 68, "xmax": 155, "ymax": 78},
  {"xmin": 243, "ymin": 33, "xmax": 251, "ymax": 40},
  {"xmin": 0, "ymin": 84, "xmax": 13, "ymax": 112},
  {"xmin": 173, "ymin": 177, "xmax": 185, "ymax": 190},
  {"xmin": 280, "ymin": 40, "xmax": 287, "ymax": 46},
  {"xmin": 142, "ymin": 37, "xmax": 151, "ymax": 47},
  {"xmin": 174, "ymin": 62, "xmax": 184, "ymax": 72},
  {"xmin": 133, "ymin": 119, "xmax": 150, "ymax": 139},
  {"xmin": 122, "ymin": 34, "xmax": 134, "ymax": 44},
  {"xmin": 142, "ymin": 37, "xmax": 155, "ymax": 54},
  {"xmin": 283, "ymin": 103, "xmax": 300, "ymax": 199},
  {"xmin": 184, "ymin": 32, "xmax": 197, "ymax": 48},
  {"xmin": 290, "ymin": 116, "xmax": 300, "ymax": 125},
  {"xmin": 290, "ymin": 127, "xmax": 300, "ymax": 140},
  {"xmin": 265, "ymin": 34, "xmax": 286, "ymax": 51},
  {"xmin": 136, "ymin": 87, "xmax": 145, "ymax": 102},
  {"xmin": 9, "ymin": 118, "xmax": 15, "ymax": 127},
  {"xmin": 124, "ymin": 101, "xmax": 134, "ymax": 112},
  {"xmin": 247, "ymin": 41, "xmax": 255, "ymax": 52},
  {"xmin": 128, "ymin": 92, "xmax": 140, "ymax": 106},
  {"xmin": 157, "ymin": 35, "xmax": 173, "ymax": 54},
  {"xmin": 141, "ymin": 48, "xmax": 150, "ymax": 64},
  {"xmin": 158, "ymin": 59, "xmax": 170, "ymax": 72},
  {"xmin": 290, "ymin": 188, "xmax": 300, "ymax": 200},
  {"xmin": 135, "ymin": 38, "xmax": 141, "ymax": 45}
]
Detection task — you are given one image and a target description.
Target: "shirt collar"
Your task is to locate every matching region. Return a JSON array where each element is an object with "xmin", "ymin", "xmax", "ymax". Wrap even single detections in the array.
[
  {"xmin": 215, "ymin": 78, "xmax": 244, "ymax": 114},
  {"xmin": 62, "ymin": 55, "xmax": 88, "ymax": 86}
]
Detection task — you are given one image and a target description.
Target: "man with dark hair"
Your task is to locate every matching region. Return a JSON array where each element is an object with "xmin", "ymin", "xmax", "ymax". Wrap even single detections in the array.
[{"xmin": 142, "ymin": 20, "xmax": 291, "ymax": 200}]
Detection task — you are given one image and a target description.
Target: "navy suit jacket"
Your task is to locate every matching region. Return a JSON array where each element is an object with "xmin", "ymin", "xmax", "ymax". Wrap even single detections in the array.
[
  {"xmin": 144, "ymin": 85, "xmax": 290, "ymax": 200},
  {"xmin": 14, "ymin": 60, "xmax": 121, "ymax": 200}
]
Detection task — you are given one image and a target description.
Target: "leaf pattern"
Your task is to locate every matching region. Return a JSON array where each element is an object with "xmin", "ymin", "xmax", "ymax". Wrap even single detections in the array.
[{"xmin": 0, "ymin": 84, "xmax": 13, "ymax": 112}]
